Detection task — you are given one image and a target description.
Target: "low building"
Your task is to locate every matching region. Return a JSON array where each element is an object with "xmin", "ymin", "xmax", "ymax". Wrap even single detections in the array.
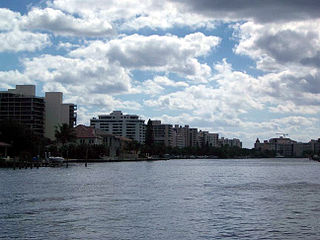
[{"xmin": 74, "ymin": 125, "xmax": 132, "ymax": 158}]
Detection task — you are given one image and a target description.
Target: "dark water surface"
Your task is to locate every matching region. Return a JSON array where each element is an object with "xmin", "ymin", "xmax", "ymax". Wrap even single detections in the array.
[{"xmin": 1, "ymin": 158, "xmax": 320, "ymax": 239}]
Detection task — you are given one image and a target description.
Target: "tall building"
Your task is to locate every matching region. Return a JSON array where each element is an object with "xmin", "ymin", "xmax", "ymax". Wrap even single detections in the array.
[
  {"xmin": 0, "ymin": 85, "xmax": 77, "ymax": 140},
  {"xmin": 189, "ymin": 128, "xmax": 198, "ymax": 147},
  {"xmin": 172, "ymin": 125, "xmax": 198, "ymax": 148},
  {"xmin": 172, "ymin": 125, "xmax": 188, "ymax": 148},
  {"xmin": 208, "ymin": 133, "xmax": 219, "ymax": 147},
  {"xmin": 151, "ymin": 120, "xmax": 173, "ymax": 147},
  {"xmin": 0, "ymin": 85, "xmax": 45, "ymax": 136},
  {"xmin": 90, "ymin": 111, "xmax": 146, "ymax": 143},
  {"xmin": 198, "ymin": 130, "xmax": 209, "ymax": 147},
  {"xmin": 44, "ymin": 92, "xmax": 77, "ymax": 140}
]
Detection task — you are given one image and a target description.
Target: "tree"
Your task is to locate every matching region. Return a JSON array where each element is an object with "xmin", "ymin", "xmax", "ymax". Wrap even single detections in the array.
[
  {"xmin": 54, "ymin": 123, "xmax": 76, "ymax": 158},
  {"xmin": 0, "ymin": 120, "xmax": 33, "ymax": 156},
  {"xmin": 55, "ymin": 123, "xmax": 76, "ymax": 145}
]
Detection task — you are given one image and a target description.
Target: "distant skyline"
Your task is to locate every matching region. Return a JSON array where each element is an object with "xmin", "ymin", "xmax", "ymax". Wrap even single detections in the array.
[{"xmin": 0, "ymin": 0, "xmax": 319, "ymax": 147}]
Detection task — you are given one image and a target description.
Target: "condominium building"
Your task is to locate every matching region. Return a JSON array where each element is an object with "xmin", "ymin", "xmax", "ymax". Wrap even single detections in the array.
[
  {"xmin": 189, "ymin": 128, "xmax": 198, "ymax": 147},
  {"xmin": 0, "ymin": 85, "xmax": 45, "ymax": 136},
  {"xmin": 0, "ymin": 85, "xmax": 77, "ymax": 140},
  {"xmin": 172, "ymin": 125, "xmax": 189, "ymax": 148},
  {"xmin": 220, "ymin": 137, "xmax": 242, "ymax": 148},
  {"xmin": 208, "ymin": 133, "xmax": 219, "ymax": 147},
  {"xmin": 90, "ymin": 111, "xmax": 146, "ymax": 143},
  {"xmin": 44, "ymin": 92, "xmax": 77, "ymax": 140},
  {"xmin": 151, "ymin": 120, "xmax": 173, "ymax": 147},
  {"xmin": 198, "ymin": 131, "xmax": 219, "ymax": 147}
]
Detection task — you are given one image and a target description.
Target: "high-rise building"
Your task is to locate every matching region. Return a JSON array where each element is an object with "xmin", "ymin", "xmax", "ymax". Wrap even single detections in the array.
[
  {"xmin": 189, "ymin": 128, "xmax": 198, "ymax": 147},
  {"xmin": 151, "ymin": 120, "xmax": 173, "ymax": 147},
  {"xmin": 208, "ymin": 133, "xmax": 219, "ymax": 147},
  {"xmin": 44, "ymin": 92, "xmax": 77, "ymax": 140},
  {"xmin": 0, "ymin": 85, "xmax": 45, "ymax": 136},
  {"xmin": 90, "ymin": 111, "xmax": 146, "ymax": 143},
  {"xmin": 172, "ymin": 125, "xmax": 198, "ymax": 148},
  {"xmin": 0, "ymin": 85, "xmax": 77, "ymax": 140}
]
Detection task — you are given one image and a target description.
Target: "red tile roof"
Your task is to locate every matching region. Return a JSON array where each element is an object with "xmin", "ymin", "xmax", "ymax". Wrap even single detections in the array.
[{"xmin": 74, "ymin": 125, "xmax": 97, "ymax": 138}]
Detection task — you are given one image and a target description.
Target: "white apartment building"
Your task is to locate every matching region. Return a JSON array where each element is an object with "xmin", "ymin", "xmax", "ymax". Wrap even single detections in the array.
[
  {"xmin": 90, "ymin": 111, "xmax": 146, "ymax": 143},
  {"xmin": 208, "ymin": 133, "xmax": 219, "ymax": 147},
  {"xmin": 45, "ymin": 92, "xmax": 77, "ymax": 140}
]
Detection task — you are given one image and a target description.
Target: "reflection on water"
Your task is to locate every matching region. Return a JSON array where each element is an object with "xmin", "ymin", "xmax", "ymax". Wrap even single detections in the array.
[{"xmin": 1, "ymin": 158, "xmax": 320, "ymax": 239}]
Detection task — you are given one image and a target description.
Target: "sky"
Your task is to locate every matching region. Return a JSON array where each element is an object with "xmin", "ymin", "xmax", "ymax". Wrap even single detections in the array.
[{"xmin": 0, "ymin": 0, "xmax": 320, "ymax": 148}]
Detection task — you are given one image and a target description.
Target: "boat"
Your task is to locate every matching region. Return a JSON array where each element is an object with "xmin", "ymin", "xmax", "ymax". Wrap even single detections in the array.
[{"xmin": 48, "ymin": 156, "xmax": 64, "ymax": 163}]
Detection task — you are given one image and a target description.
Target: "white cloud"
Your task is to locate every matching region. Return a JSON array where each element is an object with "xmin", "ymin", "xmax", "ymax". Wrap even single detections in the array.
[
  {"xmin": 0, "ymin": 8, "xmax": 21, "ymax": 31},
  {"xmin": 0, "ymin": 8, "xmax": 50, "ymax": 52},
  {"xmin": 234, "ymin": 20, "xmax": 320, "ymax": 71},
  {"xmin": 23, "ymin": 54, "xmax": 131, "ymax": 95},
  {"xmin": 49, "ymin": 0, "xmax": 215, "ymax": 30},
  {"xmin": 71, "ymin": 33, "xmax": 219, "ymax": 82},
  {"xmin": 153, "ymin": 76, "xmax": 188, "ymax": 87},
  {"xmin": 0, "ymin": 29, "xmax": 50, "ymax": 52},
  {"xmin": 0, "ymin": 70, "xmax": 33, "ymax": 89},
  {"xmin": 21, "ymin": 8, "xmax": 113, "ymax": 37}
]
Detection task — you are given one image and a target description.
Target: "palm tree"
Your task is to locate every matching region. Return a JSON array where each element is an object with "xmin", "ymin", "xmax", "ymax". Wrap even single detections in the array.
[{"xmin": 55, "ymin": 123, "xmax": 76, "ymax": 145}]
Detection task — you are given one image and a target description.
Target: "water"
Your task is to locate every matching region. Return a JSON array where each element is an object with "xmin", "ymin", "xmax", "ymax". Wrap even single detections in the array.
[{"xmin": 1, "ymin": 158, "xmax": 320, "ymax": 239}]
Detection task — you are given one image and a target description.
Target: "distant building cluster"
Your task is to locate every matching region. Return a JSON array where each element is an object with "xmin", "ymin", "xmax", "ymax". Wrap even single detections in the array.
[
  {"xmin": 90, "ymin": 111, "xmax": 242, "ymax": 148},
  {"xmin": 0, "ymin": 85, "xmax": 76, "ymax": 140},
  {"xmin": 0, "ymin": 85, "xmax": 242, "ymax": 148},
  {"xmin": 255, "ymin": 137, "xmax": 320, "ymax": 157}
]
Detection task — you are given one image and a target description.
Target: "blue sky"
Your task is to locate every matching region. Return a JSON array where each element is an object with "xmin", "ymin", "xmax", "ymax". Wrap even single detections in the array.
[{"xmin": 1, "ymin": 0, "xmax": 320, "ymax": 147}]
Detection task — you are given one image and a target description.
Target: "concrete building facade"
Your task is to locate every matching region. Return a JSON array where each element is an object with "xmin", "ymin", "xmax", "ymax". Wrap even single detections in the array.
[
  {"xmin": 44, "ymin": 92, "xmax": 77, "ymax": 140},
  {"xmin": 151, "ymin": 120, "xmax": 173, "ymax": 147},
  {"xmin": 220, "ymin": 137, "xmax": 242, "ymax": 148},
  {"xmin": 90, "ymin": 111, "xmax": 146, "ymax": 143},
  {"xmin": 0, "ymin": 85, "xmax": 45, "ymax": 136}
]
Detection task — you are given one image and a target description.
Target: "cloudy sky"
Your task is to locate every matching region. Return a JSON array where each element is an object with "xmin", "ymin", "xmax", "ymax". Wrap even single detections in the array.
[{"xmin": 0, "ymin": 0, "xmax": 319, "ymax": 147}]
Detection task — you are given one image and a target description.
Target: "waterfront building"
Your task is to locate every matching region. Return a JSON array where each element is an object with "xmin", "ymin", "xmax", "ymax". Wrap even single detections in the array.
[
  {"xmin": 90, "ymin": 111, "xmax": 146, "ymax": 143},
  {"xmin": 198, "ymin": 130, "xmax": 209, "ymax": 147},
  {"xmin": 74, "ymin": 124, "xmax": 132, "ymax": 158},
  {"xmin": 208, "ymin": 133, "xmax": 219, "ymax": 147},
  {"xmin": 151, "ymin": 120, "xmax": 173, "ymax": 147},
  {"xmin": 172, "ymin": 125, "xmax": 190, "ymax": 148},
  {"xmin": 44, "ymin": 92, "xmax": 77, "ymax": 140},
  {"xmin": 189, "ymin": 128, "xmax": 198, "ymax": 147},
  {"xmin": 253, "ymin": 136, "xmax": 319, "ymax": 157},
  {"xmin": 0, "ymin": 85, "xmax": 77, "ymax": 140},
  {"xmin": 220, "ymin": 137, "xmax": 242, "ymax": 148},
  {"xmin": 0, "ymin": 85, "xmax": 45, "ymax": 136}
]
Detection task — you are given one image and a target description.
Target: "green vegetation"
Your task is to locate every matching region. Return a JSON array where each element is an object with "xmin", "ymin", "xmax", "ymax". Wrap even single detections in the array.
[
  {"xmin": 0, "ymin": 120, "xmax": 49, "ymax": 158},
  {"xmin": 0, "ymin": 120, "xmax": 277, "ymax": 160}
]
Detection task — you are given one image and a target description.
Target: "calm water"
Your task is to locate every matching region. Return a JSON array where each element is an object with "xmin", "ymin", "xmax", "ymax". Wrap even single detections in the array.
[{"xmin": 1, "ymin": 158, "xmax": 320, "ymax": 239}]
